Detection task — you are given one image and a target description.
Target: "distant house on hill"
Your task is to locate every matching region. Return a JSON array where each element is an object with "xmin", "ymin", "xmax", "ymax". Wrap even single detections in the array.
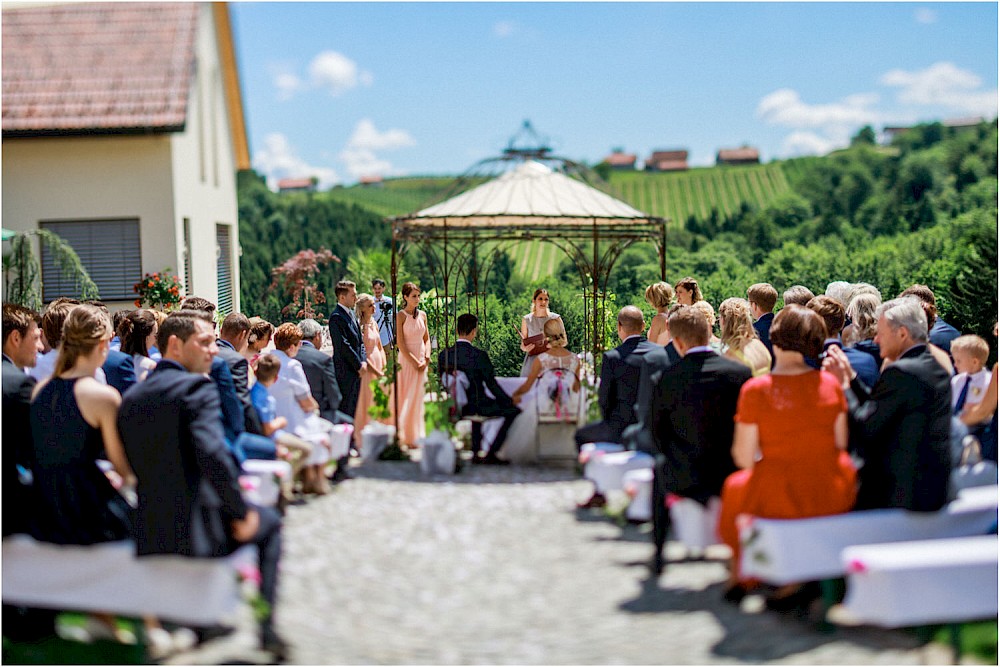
[
  {"xmin": 601, "ymin": 151, "xmax": 637, "ymax": 171},
  {"xmin": 2, "ymin": 2, "xmax": 248, "ymax": 313},
  {"xmin": 716, "ymin": 146, "xmax": 760, "ymax": 166},
  {"xmin": 359, "ymin": 175, "xmax": 384, "ymax": 188},
  {"xmin": 645, "ymin": 149, "xmax": 689, "ymax": 172},
  {"xmin": 278, "ymin": 177, "xmax": 317, "ymax": 194},
  {"xmin": 883, "ymin": 117, "xmax": 987, "ymax": 143}
]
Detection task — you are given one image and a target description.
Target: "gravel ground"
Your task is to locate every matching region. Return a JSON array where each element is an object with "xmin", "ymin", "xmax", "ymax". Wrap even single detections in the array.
[{"xmin": 168, "ymin": 460, "xmax": 954, "ymax": 665}]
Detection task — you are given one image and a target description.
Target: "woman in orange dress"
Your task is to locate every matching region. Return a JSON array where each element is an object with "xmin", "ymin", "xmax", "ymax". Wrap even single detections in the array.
[
  {"xmin": 354, "ymin": 293, "xmax": 386, "ymax": 443},
  {"xmin": 390, "ymin": 282, "xmax": 430, "ymax": 447},
  {"xmin": 717, "ymin": 305, "xmax": 856, "ymax": 604}
]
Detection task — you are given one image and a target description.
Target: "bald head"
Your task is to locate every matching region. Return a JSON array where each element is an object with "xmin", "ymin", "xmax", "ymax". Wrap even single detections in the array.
[{"xmin": 617, "ymin": 305, "xmax": 645, "ymax": 339}]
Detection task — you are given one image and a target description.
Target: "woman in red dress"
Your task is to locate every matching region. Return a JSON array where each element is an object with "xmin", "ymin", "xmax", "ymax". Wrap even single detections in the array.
[{"xmin": 717, "ymin": 305, "xmax": 857, "ymax": 603}]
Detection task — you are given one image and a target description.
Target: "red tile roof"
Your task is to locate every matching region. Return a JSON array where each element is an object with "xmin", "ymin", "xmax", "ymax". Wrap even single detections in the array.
[
  {"xmin": 647, "ymin": 159, "xmax": 688, "ymax": 171},
  {"xmin": 277, "ymin": 177, "xmax": 315, "ymax": 190},
  {"xmin": 2, "ymin": 2, "xmax": 198, "ymax": 135},
  {"xmin": 603, "ymin": 152, "xmax": 636, "ymax": 166},
  {"xmin": 649, "ymin": 149, "xmax": 688, "ymax": 162},
  {"xmin": 717, "ymin": 147, "xmax": 760, "ymax": 161}
]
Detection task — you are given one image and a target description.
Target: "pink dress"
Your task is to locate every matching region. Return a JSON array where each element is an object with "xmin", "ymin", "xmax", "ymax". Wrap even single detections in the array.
[
  {"xmin": 390, "ymin": 310, "xmax": 428, "ymax": 446},
  {"xmin": 355, "ymin": 318, "xmax": 387, "ymax": 440}
]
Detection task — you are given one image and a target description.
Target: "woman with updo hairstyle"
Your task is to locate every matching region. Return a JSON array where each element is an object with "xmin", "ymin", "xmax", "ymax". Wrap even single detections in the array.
[
  {"xmin": 519, "ymin": 288, "xmax": 563, "ymax": 377},
  {"xmin": 392, "ymin": 281, "xmax": 431, "ymax": 447},
  {"xmin": 718, "ymin": 298, "xmax": 771, "ymax": 377},
  {"xmin": 717, "ymin": 305, "xmax": 856, "ymax": 605},
  {"xmin": 645, "ymin": 282, "xmax": 675, "ymax": 345},
  {"xmin": 354, "ymin": 293, "xmax": 386, "ymax": 441},
  {"xmin": 690, "ymin": 300, "xmax": 722, "ymax": 351},
  {"xmin": 245, "ymin": 318, "xmax": 275, "ymax": 374},
  {"xmin": 118, "ymin": 309, "xmax": 158, "ymax": 382},
  {"xmin": 843, "ymin": 293, "xmax": 882, "ymax": 368},
  {"xmin": 673, "ymin": 276, "xmax": 703, "ymax": 306}
]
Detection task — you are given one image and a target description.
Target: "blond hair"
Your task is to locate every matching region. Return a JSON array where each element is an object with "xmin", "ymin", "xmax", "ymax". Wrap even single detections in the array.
[
  {"xmin": 690, "ymin": 300, "xmax": 716, "ymax": 330},
  {"xmin": 543, "ymin": 317, "xmax": 568, "ymax": 348},
  {"xmin": 644, "ymin": 282, "xmax": 674, "ymax": 309},
  {"xmin": 952, "ymin": 335, "xmax": 990, "ymax": 364},
  {"xmin": 355, "ymin": 293, "xmax": 374, "ymax": 320},
  {"xmin": 54, "ymin": 305, "xmax": 111, "ymax": 376},
  {"xmin": 845, "ymin": 293, "xmax": 880, "ymax": 344},
  {"xmin": 718, "ymin": 298, "xmax": 756, "ymax": 350}
]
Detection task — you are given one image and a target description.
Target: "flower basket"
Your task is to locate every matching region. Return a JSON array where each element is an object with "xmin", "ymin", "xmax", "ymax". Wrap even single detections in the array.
[{"xmin": 132, "ymin": 269, "xmax": 183, "ymax": 310}]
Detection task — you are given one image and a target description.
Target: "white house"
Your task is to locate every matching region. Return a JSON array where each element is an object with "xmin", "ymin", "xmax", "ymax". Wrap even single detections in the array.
[{"xmin": 2, "ymin": 2, "xmax": 249, "ymax": 313}]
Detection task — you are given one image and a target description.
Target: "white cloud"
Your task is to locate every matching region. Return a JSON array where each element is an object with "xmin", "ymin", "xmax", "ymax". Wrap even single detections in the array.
[
  {"xmin": 914, "ymin": 8, "xmax": 937, "ymax": 24},
  {"xmin": 338, "ymin": 119, "xmax": 416, "ymax": 180},
  {"xmin": 253, "ymin": 133, "xmax": 339, "ymax": 190},
  {"xmin": 880, "ymin": 61, "xmax": 998, "ymax": 115},
  {"xmin": 493, "ymin": 20, "xmax": 516, "ymax": 38},
  {"xmin": 273, "ymin": 72, "xmax": 303, "ymax": 101},
  {"xmin": 781, "ymin": 131, "xmax": 840, "ymax": 157},
  {"xmin": 308, "ymin": 50, "xmax": 373, "ymax": 96},
  {"xmin": 756, "ymin": 88, "xmax": 881, "ymax": 129}
]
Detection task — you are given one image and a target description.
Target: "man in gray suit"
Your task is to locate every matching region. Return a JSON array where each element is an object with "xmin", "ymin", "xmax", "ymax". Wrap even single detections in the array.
[{"xmin": 298, "ymin": 318, "xmax": 352, "ymax": 481}]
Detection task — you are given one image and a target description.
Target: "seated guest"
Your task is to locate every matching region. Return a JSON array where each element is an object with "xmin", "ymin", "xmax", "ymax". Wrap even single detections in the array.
[
  {"xmin": 782, "ymin": 285, "xmax": 815, "ymax": 307},
  {"xmin": 806, "ymin": 296, "xmax": 879, "ymax": 388},
  {"xmin": 747, "ymin": 283, "xmax": 778, "ymax": 356},
  {"xmin": 29, "ymin": 305, "xmax": 139, "ymax": 644},
  {"xmin": 914, "ymin": 299, "xmax": 955, "ymax": 375},
  {"xmin": 844, "ymin": 292, "xmax": 882, "ymax": 368},
  {"xmin": 951, "ymin": 335, "xmax": 993, "ymax": 436},
  {"xmin": 250, "ymin": 354, "xmax": 313, "ymax": 497},
  {"xmin": 109, "ymin": 309, "xmax": 128, "ymax": 352},
  {"xmin": 297, "ymin": 318, "xmax": 351, "ymax": 482},
  {"xmin": 118, "ymin": 309, "xmax": 158, "ymax": 382},
  {"xmin": 271, "ymin": 323, "xmax": 333, "ymax": 494},
  {"xmin": 117, "ymin": 310, "xmax": 288, "ymax": 659},
  {"xmin": 649, "ymin": 306, "xmax": 752, "ymax": 575},
  {"xmin": 438, "ymin": 314, "xmax": 521, "ymax": 465},
  {"xmin": 900, "ymin": 284, "xmax": 960, "ymax": 354},
  {"xmin": 959, "ymin": 324, "xmax": 999, "ymax": 462},
  {"xmin": 82, "ymin": 301, "xmax": 137, "ymax": 395},
  {"xmin": 216, "ymin": 313, "xmax": 265, "ymax": 435},
  {"xmin": 28, "ymin": 298, "xmax": 78, "ymax": 383},
  {"xmin": 644, "ymin": 282, "xmax": 675, "ymax": 346},
  {"xmin": 719, "ymin": 305, "xmax": 856, "ymax": 604},
  {"xmin": 824, "ymin": 297, "xmax": 951, "ymax": 512},
  {"xmin": 690, "ymin": 300, "xmax": 722, "ymax": 352},
  {"xmin": 824, "ymin": 281, "xmax": 853, "ymax": 307},
  {"xmin": 245, "ymin": 318, "xmax": 275, "ymax": 372},
  {"xmin": 576, "ymin": 306, "xmax": 661, "ymax": 449},
  {"xmin": 718, "ymin": 297, "xmax": 771, "ymax": 377},
  {"xmin": 147, "ymin": 310, "xmax": 167, "ymax": 362}
]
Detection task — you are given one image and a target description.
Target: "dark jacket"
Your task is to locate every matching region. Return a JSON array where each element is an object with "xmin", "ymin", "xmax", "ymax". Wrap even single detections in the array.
[
  {"xmin": 215, "ymin": 339, "xmax": 264, "ymax": 434},
  {"xmin": 822, "ymin": 338, "xmax": 880, "ymax": 390},
  {"xmin": 753, "ymin": 312, "xmax": 775, "ymax": 356},
  {"xmin": 209, "ymin": 355, "xmax": 245, "ymax": 444},
  {"xmin": 102, "ymin": 350, "xmax": 137, "ymax": 395},
  {"xmin": 929, "ymin": 317, "xmax": 961, "ymax": 355},
  {"xmin": 846, "ymin": 344, "xmax": 952, "ymax": 512},
  {"xmin": 596, "ymin": 336, "xmax": 662, "ymax": 439},
  {"xmin": 328, "ymin": 305, "xmax": 365, "ymax": 416},
  {"xmin": 295, "ymin": 340, "xmax": 344, "ymax": 423},
  {"xmin": 3, "ymin": 356, "xmax": 36, "ymax": 536},
  {"xmin": 650, "ymin": 350, "xmax": 752, "ymax": 504},
  {"xmin": 621, "ymin": 343, "xmax": 673, "ymax": 454},
  {"xmin": 437, "ymin": 340, "xmax": 514, "ymax": 416},
  {"xmin": 119, "ymin": 360, "xmax": 248, "ymax": 557}
]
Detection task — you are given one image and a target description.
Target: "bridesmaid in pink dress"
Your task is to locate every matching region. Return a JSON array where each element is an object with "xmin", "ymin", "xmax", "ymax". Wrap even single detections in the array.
[
  {"xmin": 390, "ymin": 282, "xmax": 430, "ymax": 447},
  {"xmin": 354, "ymin": 293, "xmax": 387, "ymax": 443}
]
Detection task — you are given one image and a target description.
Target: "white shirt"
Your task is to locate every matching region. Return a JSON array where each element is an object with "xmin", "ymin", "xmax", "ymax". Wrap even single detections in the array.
[
  {"xmin": 269, "ymin": 349, "xmax": 313, "ymax": 433},
  {"xmin": 951, "ymin": 369, "xmax": 992, "ymax": 412},
  {"xmin": 27, "ymin": 348, "xmax": 57, "ymax": 382}
]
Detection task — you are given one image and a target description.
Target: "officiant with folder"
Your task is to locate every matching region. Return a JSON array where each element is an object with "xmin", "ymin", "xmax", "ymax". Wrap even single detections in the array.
[{"xmin": 519, "ymin": 288, "xmax": 563, "ymax": 377}]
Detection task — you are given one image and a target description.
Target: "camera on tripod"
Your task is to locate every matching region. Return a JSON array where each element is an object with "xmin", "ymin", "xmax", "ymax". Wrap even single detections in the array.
[{"xmin": 379, "ymin": 301, "xmax": 394, "ymax": 313}]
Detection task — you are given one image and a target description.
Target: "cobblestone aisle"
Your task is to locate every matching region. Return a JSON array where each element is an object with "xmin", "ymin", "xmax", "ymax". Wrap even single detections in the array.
[{"xmin": 171, "ymin": 461, "xmax": 943, "ymax": 665}]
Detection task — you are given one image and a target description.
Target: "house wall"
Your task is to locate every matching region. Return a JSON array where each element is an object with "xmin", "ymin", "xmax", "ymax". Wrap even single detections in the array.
[
  {"xmin": 170, "ymin": 2, "xmax": 241, "ymax": 313},
  {"xmin": 1, "ymin": 134, "xmax": 178, "ymax": 309}
]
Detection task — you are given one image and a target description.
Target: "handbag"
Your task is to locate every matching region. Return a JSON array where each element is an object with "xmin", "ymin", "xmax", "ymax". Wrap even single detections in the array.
[{"xmin": 948, "ymin": 435, "xmax": 999, "ymax": 500}]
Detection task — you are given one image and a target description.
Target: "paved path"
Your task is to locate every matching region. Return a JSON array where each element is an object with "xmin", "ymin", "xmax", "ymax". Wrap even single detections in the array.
[{"xmin": 171, "ymin": 461, "xmax": 951, "ymax": 665}]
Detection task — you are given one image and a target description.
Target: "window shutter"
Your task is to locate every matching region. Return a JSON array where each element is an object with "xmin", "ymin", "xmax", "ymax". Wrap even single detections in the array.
[
  {"xmin": 40, "ymin": 219, "xmax": 141, "ymax": 302},
  {"xmin": 183, "ymin": 218, "xmax": 193, "ymax": 296},
  {"xmin": 216, "ymin": 224, "xmax": 233, "ymax": 315}
]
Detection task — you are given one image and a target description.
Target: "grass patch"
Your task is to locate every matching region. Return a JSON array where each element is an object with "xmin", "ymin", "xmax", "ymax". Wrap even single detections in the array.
[{"xmin": 934, "ymin": 620, "xmax": 998, "ymax": 663}]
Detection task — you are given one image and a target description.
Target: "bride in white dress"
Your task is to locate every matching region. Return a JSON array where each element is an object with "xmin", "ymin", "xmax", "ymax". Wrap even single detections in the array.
[{"xmin": 502, "ymin": 318, "xmax": 582, "ymax": 464}]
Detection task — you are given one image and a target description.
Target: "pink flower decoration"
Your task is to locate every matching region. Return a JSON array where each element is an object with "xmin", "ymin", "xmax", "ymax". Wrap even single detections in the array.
[{"xmin": 237, "ymin": 563, "xmax": 262, "ymax": 586}]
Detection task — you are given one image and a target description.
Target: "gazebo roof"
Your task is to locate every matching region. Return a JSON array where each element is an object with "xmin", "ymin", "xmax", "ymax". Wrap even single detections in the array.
[{"xmin": 396, "ymin": 160, "xmax": 657, "ymax": 228}]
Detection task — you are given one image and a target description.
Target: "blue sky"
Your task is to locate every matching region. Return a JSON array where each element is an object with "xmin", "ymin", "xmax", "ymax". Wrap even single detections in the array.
[{"xmin": 230, "ymin": 2, "xmax": 999, "ymax": 188}]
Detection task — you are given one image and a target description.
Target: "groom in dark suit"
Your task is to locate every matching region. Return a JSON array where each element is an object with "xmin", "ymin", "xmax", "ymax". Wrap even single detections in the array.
[
  {"xmin": 328, "ymin": 280, "xmax": 366, "ymax": 418},
  {"xmin": 438, "ymin": 314, "xmax": 520, "ymax": 464},
  {"xmin": 118, "ymin": 310, "xmax": 287, "ymax": 658},
  {"xmin": 575, "ymin": 306, "xmax": 663, "ymax": 448}
]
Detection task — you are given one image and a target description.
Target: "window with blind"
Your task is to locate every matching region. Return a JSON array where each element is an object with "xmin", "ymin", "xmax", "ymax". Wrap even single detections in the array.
[
  {"xmin": 41, "ymin": 219, "xmax": 141, "ymax": 302},
  {"xmin": 216, "ymin": 224, "xmax": 233, "ymax": 315}
]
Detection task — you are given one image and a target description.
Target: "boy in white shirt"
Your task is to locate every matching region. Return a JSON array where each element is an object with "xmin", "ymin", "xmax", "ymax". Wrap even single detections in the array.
[{"xmin": 951, "ymin": 334, "xmax": 992, "ymax": 421}]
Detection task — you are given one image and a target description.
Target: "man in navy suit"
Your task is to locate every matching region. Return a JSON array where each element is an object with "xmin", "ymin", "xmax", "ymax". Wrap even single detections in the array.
[
  {"xmin": 102, "ymin": 347, "xmax": 137, "ymax": 395},
  {"xmin": 328, "ymin": 281, "xmax": 366, "ymax": 418},
  {"xmin": 119, "ymin": 310, "xmax": 287, "ymax": 658},
  {"xmin": 899, "ymin": 284, "xmax": 961, "ymax": 354},
  {"xmin": 576, "ymin": 306, "xmax": 663, "ymax": 448},
  {"xmin": 747, "ymin": 282, "xmax": 778, "ymax": 357},
  {"xmin": 298, "ymin": 317, "xmax": 352, "ymax": 481},
  {"xmin": 437, "ymin": 314, "xmax": 520, "ymax": 464},
  {"xmin": 807, "ymin": 296, "xmax": 880, "ymax": 389},
  {"xmin": 824, "ymin": 296, "xmax": 952, "ymax": 512}
]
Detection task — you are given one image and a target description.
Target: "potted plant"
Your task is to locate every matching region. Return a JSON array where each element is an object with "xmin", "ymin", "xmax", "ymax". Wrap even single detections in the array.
[
  {"xmin": 133, "ymin": 268, "xmax": 183, "ymax": 311},
  {"xmin": 420, "ymin": 372, "xmax": 461, "ymax": 474}
]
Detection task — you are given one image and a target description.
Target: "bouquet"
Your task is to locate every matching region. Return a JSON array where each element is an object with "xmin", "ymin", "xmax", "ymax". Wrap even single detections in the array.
[{"xmin": 133, "ymin": 268, "xmax": 183, "ymax": 310}]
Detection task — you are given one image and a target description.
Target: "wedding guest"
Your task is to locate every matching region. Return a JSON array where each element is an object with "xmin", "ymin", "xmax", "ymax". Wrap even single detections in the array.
[
  {"xmin": 250, "ymin": 354, "xmax": 313, "ymax": 498},
  {"xmin": 719, "ymin": 305, "xmax": 856, "ymax": 604},
  {"xmin": 85, "ymin": 301, "xmax": 136, "ymax": 395},
  {"xmin": 298, "ymin": 317, "xmax": 350, "ymax": 482},
  {"xmin": 392, "ymin": 282, "xmax": 431, "ymax": 447},
  {"xmin": 914, "ymin": 299, "xmax": 955, "ymax": 375},
  {"xmin": 649, "ymin": 306, "xmax": 751, "ymax": 576},
  {"xmin": 645, "ymin": 282, "xmax": 675, "ymax": 346},
  {"xmin": 806, "ymin": 296, "xmax": 879, "ymax": 389},
  {"xmin": 246, "ymin": 318, "xmax": 275, "ymax": 370},
  {"xmin": 118, "ymin": 310, "xmax": 288, "ymax": 659},
  {"xmin": 674, "ymin": 276, "xmax": 703, "ymax": 306},
  {"xmin": 782, "ymin": 285, "xmax": 815, "ymax": 307},
  {"xmin": 690, "ymin": 300, "xmax": 722, "ymax": 352},
  {"xmin": 951, "ymin": 335, "xmax": 992, "ymax": 435},
  {"xmin": 747, "ymin": 283, "xmax": 778, "ymax": 356},
  {"xmin": 118, "ymin": 309, "xmax": 158, "ymax": 382},
  {"xmin": 329, "ymin": 280, "xmax": 366, "ymax": 418},
  {"xmin": 354, "ymin": 294, "xmax": 387, "ymax": 444},
  {"xmin": 371, "ymin": 279, "xmax": 394, "ymax": 348},
  {"xmin": 216, "ymin": 313, "xmax": 265, "ymax": 436},
  {"xmin": 844, "ymin": 292, "xmax": 882, "ymax": 368},
  {"xmin": 824, "ymin": 281, "xmax": 853, "ymax": 307},
  {"xmin": 824, "ymin": 296, "xmax": 952, "ymax": 511},
  {"xmin": 147, "ymin": 309, "xmax": 168, "ymax": 362},
  {"xmin": 959, "ymin": 324, "xmax": 998, "ymax": 462},
  {"xmin": 847, "ymin": 282, "xmax": 882, "ymax": 305},
  {"xmin": 28, "ymin": 298, "xmax": 78, "ymax": 382},
  {"xmin": 899, "ymin": 284, "xmax": 961, "ymax": 354},
  {"xmin": 109, "ymin": 310, "xmax": 128, "ymax": 352},
  {"xmin": 718, "ymin": 297, "xmax": 771, "ymax": 377},
  {"xmin": 271, "ymin": 323, "xmax": 332, "ymax": 495},
  {"xmin": 519, "ymin": 288, "xmax": 563, "ymax": 377}
]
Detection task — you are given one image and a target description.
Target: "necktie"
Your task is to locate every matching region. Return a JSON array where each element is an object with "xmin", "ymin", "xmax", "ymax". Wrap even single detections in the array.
[{"xmin": 954, "ymin": 376, "xmax": 972, "ymax": 415}]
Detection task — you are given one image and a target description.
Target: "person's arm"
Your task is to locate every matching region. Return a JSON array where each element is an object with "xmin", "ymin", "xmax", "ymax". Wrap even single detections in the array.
[
  {"xmin": 211, "ymin": 359, "xmax": 245, "ymax": 438},
  {"xmin": 834, "ymin": 412, "xmax": 849, "ymax": 450},
  {"xmin": 731, "ymin": 423, "xmax": 759, "ymax": 470},
  {"xmin": 520, "ymin": 317, "xmax": 532, "ymax": 353},
  {"xmin": 420, "ymin": 312, "xmax": 431, "ymax": 369},
  {"xmin": 262, "ymin": 416, "xmax": 288, "ymax": 437},
  {"xmin": 77, "ymin": 380, "xmax": 136, "ymax": 484},
  {"xmin": 511, "ymin": 358, "xmax": 543, "ymax": 405},
  {"xmin": 962, "ymin": 364, "xmax": 999, "ymax": 425},
  {"xmin": 481, "ymin": 351, "xmax": 512, "ymax": 405}
]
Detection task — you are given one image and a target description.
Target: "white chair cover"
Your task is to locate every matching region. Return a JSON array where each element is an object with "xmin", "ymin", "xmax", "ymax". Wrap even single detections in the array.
[{"xmin": 441, "ymin": 372, "xmax": 470, "ymax": 412}]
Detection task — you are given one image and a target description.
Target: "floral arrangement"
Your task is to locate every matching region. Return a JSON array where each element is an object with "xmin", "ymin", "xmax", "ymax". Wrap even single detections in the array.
[
  {"xmin": 424, "ymin": 371, "xmax": 457, "ymax": 437},
  {"xmin": 132, "ymin": 268, "xmax": 182, "ymax": 310},
  {"xmin": 235, "ymin": 563, "xmax": 270, "ymax": 622},
  {"xmin": 577, "ymin": 356, "xmax": 602, "ymax": 422}
]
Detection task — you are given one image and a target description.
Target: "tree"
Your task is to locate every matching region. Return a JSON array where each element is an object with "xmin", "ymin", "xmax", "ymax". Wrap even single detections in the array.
[
  {"xmin": 3, "ymin": 229, "xmax": 99, "ymax": 310},
  {"xmin": 851, "ymin": 125, "xmax": 877, "ymax": 146},
  {"xmin": 269, "ymin": 248, "xmax": 341, "ymax": 321}
]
